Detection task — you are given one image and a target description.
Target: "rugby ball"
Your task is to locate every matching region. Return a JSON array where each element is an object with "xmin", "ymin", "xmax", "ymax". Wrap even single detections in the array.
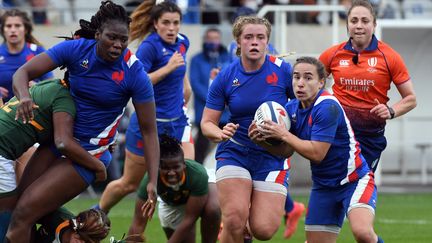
[{"xmin": 254, "ymin": 101, "xmax": 290, "ymax": 145}]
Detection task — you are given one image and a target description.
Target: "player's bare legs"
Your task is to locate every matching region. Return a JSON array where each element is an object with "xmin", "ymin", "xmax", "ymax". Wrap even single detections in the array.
[
  {"xmin": 200, "ymin": 183, "xmax": 221, "ymax": 243},
  {"xmin": 6, "ymin": 157, "xmax": 87, "ymax": 242},
  {"xmin": 217, "ymin": 178, "xmax": 252, "ymax": 243},
  {"xmin": 306, "ymin": 231, "xmax": 338, "ymax": 243},
  {"xmin": 348, "ymin": 207, "xmax": 378, "ymax": 243},
  {"xmin": 249, "ymin": 189, "xmax": 285, "ymax": 240},
  {"xmin": 182, "ymin": 141, "xmax": 195, "ymax": 160}
]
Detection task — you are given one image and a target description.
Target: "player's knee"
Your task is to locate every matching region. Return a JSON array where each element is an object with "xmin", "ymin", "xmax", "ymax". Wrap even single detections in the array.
[
  {"xmin": 250, "ymin": 223, "xmax": 278, "ymax": 241},
  {"xmin": 352, "ymin": 227, "xmax": 376, "ymax": 243},
  {"xmin": 203, "ymin": 200, "xmax": 221, "ymax": 222},
  {"xmin": 9, "ymin": 206, "xmax": 33, "ymax": 227},
  {"xmin": 118, "ymin": 179, "xmax": 139, "ymax": 193},
  {"xmin": 222, "ymin": 214, "xmax": 246, "ymax": 234}
]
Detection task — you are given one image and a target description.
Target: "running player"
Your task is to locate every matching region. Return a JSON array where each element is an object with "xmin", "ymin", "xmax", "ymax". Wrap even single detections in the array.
[
  {"xmin": 251, "ymin": 56, "xmax": 383, "ymax": 243},
  {"xmin": 97, "ymin": 0, "xmax": 194, "ymax": 214},
  {"xmin": 319, "ymin": 0, "xmax": 416, "ymax": 172},
  {"xmin": 201, "ymin": 15, "xmax": 298, "ymax": 242},
  {"xmin": 0, "ymin": 9, "xmax": 53, "ymax": 103},
  {"xmin": 6, "ymin": 1, "xmax": 159, "ymax": 242}
]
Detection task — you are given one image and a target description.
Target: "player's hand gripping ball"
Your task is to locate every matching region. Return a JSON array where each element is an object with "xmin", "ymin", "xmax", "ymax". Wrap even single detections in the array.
[{"xmin": 254, "ymin": 101, "xmax": 290, "ymax": 145}]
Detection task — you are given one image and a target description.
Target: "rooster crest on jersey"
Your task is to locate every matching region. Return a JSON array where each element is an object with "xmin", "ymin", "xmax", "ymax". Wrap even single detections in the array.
[{"xmin": 254, "ymin": 101, "xmax": 290, "ymax": 145}]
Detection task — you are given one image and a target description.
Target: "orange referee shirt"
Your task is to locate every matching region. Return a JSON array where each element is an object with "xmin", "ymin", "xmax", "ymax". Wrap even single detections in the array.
[{"xmin": 319, "ymin": 35, "xmax": 410, "ymax": 133}]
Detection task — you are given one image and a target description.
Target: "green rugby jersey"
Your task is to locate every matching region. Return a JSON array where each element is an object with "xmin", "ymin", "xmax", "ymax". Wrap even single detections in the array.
[
  {"xmin": 0, "ymin": 79, "xmax": 75, "ymax": 160},
  {"xmin": 34, "ymin": 207, "xmax": 74, "ymax": 243},
  {"xmin": 138, "ymin": 159, "xmax": 209, "ymax": 206}
]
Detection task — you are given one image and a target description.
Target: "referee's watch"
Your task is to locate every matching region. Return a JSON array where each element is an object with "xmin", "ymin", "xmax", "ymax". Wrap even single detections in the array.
[{"xmin": 387, "ymin": 106, "xmax": 395, "ymax": 119}]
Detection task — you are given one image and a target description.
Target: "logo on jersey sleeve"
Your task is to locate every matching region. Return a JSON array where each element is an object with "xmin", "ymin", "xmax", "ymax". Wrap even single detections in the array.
[
  {"xmin": 179, "ymin": 43, "xmax": 186, "ymax": 55},
  {"xmin": 0, "ymin": 56, "xmax": 4, "ymax": 63},
  {"xmin": 112, "ymin": 70, "xmax": 124, "ymax": 84},
  {"xmin": 25, "ymin": 53, "xmax": 35, "ymax": 61},
  {"xmin": 266, "ymin": 72, "xmax": 278, "ymax": 85}
]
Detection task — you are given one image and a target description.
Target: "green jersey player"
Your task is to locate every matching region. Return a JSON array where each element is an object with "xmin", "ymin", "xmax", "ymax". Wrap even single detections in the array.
[
  {"xmin": 0, "ymin": 79, "xmax": 106, "ymax": 240},
  {"xmin": 126, "ymin": 134, "xmax": 220, "ymax": 243}
]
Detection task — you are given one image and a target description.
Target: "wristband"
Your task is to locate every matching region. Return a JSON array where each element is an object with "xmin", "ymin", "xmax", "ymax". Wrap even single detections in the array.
[{"xmin": 387, "ymin": 105, "xmax": 395, "ymax": 119}]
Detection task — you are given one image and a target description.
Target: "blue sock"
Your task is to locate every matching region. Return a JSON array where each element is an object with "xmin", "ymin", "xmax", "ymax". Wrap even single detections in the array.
[
  {"xmin": 0, "ymin": 211, "xmax": 12, "ymax": 242},
  {"xmin": 285, "ymin": 193, "xmax": 294, "ymax": 213},
  {"xmin": 377, "ymin": 236, "xmax": 384, "ymax": 243},
  {"xmin": 91, "ymin": 204, "xmax": 101, "ymax": 210}
]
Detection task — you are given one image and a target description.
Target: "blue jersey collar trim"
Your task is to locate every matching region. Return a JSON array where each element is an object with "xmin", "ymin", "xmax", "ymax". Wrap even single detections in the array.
[{"xmin": 343, "ymin": 34, "xmax": 378, "ymax": 53}]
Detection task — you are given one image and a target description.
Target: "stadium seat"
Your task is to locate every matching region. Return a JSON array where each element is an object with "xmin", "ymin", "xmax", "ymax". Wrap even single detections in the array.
[
  {"xmin": 378, "ymin": 0, "xmax": 402, "ymax": 19},
  {"xmin": 402, "ymin": 0, "xmax": 432, "ymax": 19}
]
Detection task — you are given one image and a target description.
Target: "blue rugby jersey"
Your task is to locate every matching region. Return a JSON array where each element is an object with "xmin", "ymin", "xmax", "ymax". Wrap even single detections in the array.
[
  {"xmin": 0, "ymin": 43, "xmax": 53, "ymax": 102},
  {"xmin": 46, "ymin": 38, "xmax": 154, "ymax": 152},
  {"xmin": 285, "ymin": 90, "xmax": 370, "ymax": 188},
  {"xmin": 136, "ymin": 32, "xmax": 189, "ymax": 119},
  {"xmin": 206, "ymin": 55, "xmax": 295, "ymax": 149}
]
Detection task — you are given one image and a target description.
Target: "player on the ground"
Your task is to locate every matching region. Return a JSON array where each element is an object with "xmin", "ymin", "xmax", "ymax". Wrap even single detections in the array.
[
  {"xmin": 34, "ymin": 208, "xmax": 110, "ymax": 243},
  {"xmin": 127, "ymin": 134, "xmax": 220, "ymax": 243}
]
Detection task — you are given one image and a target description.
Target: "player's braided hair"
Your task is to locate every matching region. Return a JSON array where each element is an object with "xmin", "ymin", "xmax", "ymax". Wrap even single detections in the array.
[
  {"xmin": 70, "ymin": 209, "xmax": 111, "ymax": 243},
  {"xmin": 73, "ymin": 0, "xmax": 131, "ymax": 39},
  {"xmin": 57, "ymin": 1, "xmax": 130, "ymax": 82},
  {"xmin": 159, "ymin": 134, "xmax": 183, "ymax": 162}
]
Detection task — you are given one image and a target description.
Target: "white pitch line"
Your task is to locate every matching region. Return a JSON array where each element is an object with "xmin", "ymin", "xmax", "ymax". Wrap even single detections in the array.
[{"xmin": 378, "ymin": 218, "xmax": 431, "ymax": 225}]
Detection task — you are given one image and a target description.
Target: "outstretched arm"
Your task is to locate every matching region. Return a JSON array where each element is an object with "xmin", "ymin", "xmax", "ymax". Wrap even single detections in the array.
[
  {"xmin": 127, "ymin": 198, "xmax": 150, "ymax": 242},
  {"xmin": 134, "ymin": 101, "xmax": 159, "ymax": 215},
  {"xmin": 168, "ymin": 194, "xmax": 208, "ymax": 243}
]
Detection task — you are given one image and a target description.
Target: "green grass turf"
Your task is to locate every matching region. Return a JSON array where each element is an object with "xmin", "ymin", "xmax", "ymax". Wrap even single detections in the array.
[{"xmin": 64, "ymin": 193, "xmax": 432, "ymax": 243}]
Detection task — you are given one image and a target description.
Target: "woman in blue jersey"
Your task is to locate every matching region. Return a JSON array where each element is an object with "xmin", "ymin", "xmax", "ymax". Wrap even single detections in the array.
[
  {"xmin": 252, "ymin": 56, "xmax": 383, "ymax": 243},
  {"xmin": 0, "ymin": 9, "xmax": 53, "ymax": 103},
  {"xmin": 97, "ymin": 0, "xmax": 194, "ymax": 213},
  {"xmin": 201, "ymin": 15, "xmax": 296, "ymax": 242},
  {"xmin": 0, "ymin": 9, "xmax": 54, "ymax": 181},
  {"xmin": 7, "ymin": 1, "xmax": 159, "ymax": 242}
]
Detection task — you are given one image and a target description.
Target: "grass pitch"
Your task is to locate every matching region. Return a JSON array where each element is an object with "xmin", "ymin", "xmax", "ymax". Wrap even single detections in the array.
[{"xmin": 65, "ymin": 193, "xmax": 432, "ymax": 243}]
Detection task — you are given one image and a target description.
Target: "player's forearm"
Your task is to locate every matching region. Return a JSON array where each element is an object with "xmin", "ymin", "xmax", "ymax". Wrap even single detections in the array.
[
  {"xmin": 263, "ymin": 141, "xmax": 294, "ymax": 158},
  {"xmin": 142, "ymin": 132, "xmax": 160, "ymax": 183},
  {"xmin": 281, "ymin": 133, "xmax": 328, "ymax": 163},
  {"xmin": 56, "ymin": 138, "xmax": 104, "ymax": 172},
  {"xmin": 12, "ymin": 69, "xmax": 31, "ymax": 100},
  {"xmin": 393, "ymin": 94, "xmax": 417, "ymax": 118},
  {"xmin": 201, "ymin": 120, "xmax": 224, "ymax": 143},
  {"xmin": 148, "ymin": 66, "xmax": 172, "ymax": 85}
]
